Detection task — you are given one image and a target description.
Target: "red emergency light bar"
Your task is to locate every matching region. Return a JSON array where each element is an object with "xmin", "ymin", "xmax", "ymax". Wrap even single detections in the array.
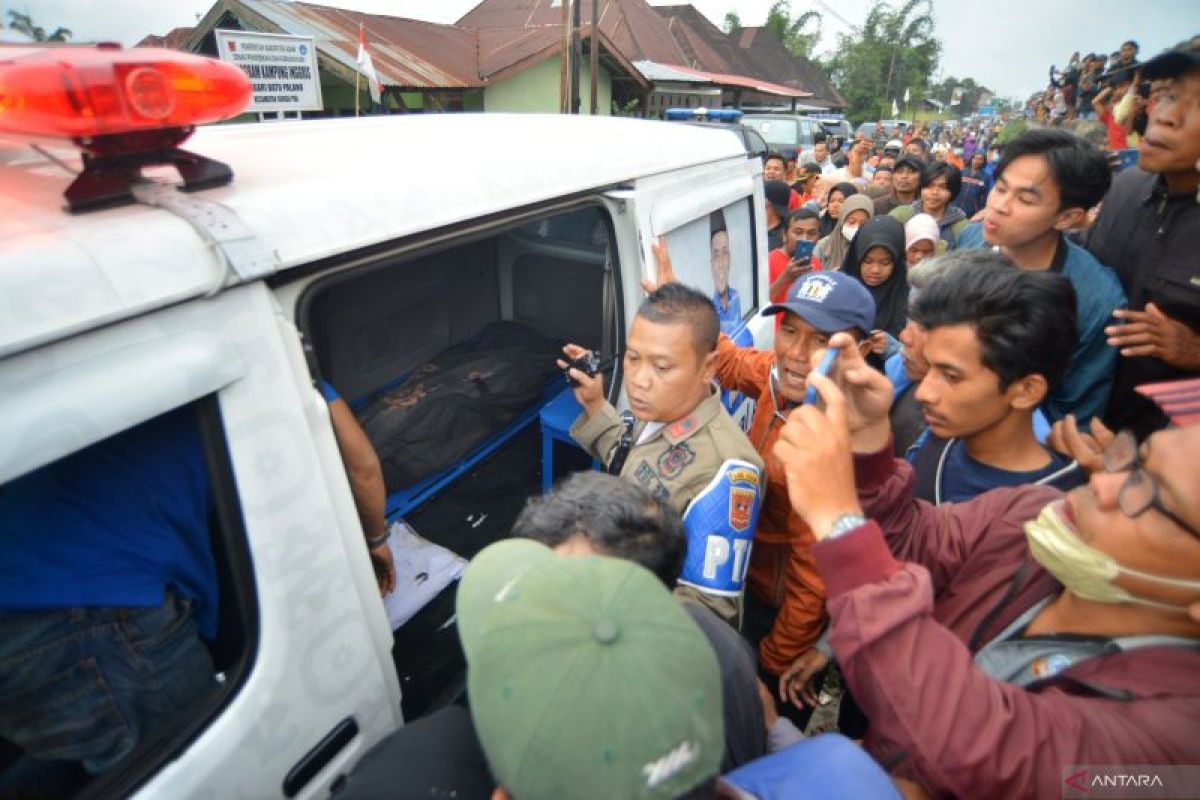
[
  {"xmin": 0, "ymin": 44, "xmax": 252, "ymax": 211},
  {"xmin": 0, "ymin": 43, "xmax": 251, "ymax": 143}
]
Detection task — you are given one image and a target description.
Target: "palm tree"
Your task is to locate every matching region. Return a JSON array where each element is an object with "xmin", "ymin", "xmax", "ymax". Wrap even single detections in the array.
[
  {"xmin": 765, "ymin": 1, "xmax": 822, "ymax": 61},
  {"xmin": 7, "ymin": 11, "xmax": 73, "ymax": 42}
]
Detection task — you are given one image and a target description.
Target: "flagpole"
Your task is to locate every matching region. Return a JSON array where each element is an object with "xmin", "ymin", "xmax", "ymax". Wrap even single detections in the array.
[{"xmin": 355, "ymin": 69, "xmax": 361, "ymax": 118}]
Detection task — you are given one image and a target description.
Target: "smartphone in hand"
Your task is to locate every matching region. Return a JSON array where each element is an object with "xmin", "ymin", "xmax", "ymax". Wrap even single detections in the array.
[
  {"xmin": 793, "ymin": 239, "xmax": 815, "ymax": 261},
  {"xmin": 805, "ymin": 348, "xmax": 838, "ymax": 406}
]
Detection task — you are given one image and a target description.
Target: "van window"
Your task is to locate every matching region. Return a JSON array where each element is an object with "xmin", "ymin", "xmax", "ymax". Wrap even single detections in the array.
[
  {"xmin": 657, "ymin": 197, "xmax": 757, "ymax": 335},
  {"xmin": 742, "ymin": 117, "xmax": 797, "ymax": 151},
  {"xmin": 0, "ymin": 397, "xmax": 256, "ymax": 798}
]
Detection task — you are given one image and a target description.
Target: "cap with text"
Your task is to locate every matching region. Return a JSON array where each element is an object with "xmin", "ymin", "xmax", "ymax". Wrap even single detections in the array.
[
  {"xmin": 761, "ymin": 270, "xmax": 876, "ymax": 334},
  {"xmin": 457, "ymin": 538, "xmax": 723, "ymax": 800}
]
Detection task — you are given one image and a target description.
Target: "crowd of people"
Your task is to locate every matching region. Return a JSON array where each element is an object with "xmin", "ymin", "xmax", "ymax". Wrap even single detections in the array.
[
  {"xmin": 2, "ymin": 33, "xmax": 1198, "ymax": 800},
  {"xmin": 345, "ymin": 37, "xmax": 1200, "ymax": 800},
  {"xmin": 1037, "ymin": 34, "xmax": 1200, "ymax": 151}
]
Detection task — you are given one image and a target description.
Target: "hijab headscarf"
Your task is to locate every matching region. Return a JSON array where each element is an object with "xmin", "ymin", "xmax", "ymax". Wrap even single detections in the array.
[
  {"xmin": 819, "ymin": 182, "xmax": 858, "ymax": 237},
  {"xmin": 904, "ymin": 213, "xmax": 940, "ymax": 253},
  {"xmin": 814, "ymin": 194, "xmax": 875, "ymax": 273},
  {"xmin": 842, "ymin": 215, "xmax": 908, "ymax": 337}
]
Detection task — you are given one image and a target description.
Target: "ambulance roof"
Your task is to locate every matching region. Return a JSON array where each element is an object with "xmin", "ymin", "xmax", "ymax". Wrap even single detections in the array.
[{"xmin": 0, "ymin": 113, "xmax": 745, "ymax": 358}]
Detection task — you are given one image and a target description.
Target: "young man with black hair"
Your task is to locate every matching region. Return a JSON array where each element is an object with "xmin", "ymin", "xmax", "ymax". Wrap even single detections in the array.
[
  {"xmin": 1090, "ymin": 41, "xmax": 1200, "ymax": 439},
  {"xmin": 958, "ymin": 127, "xmax": 1127, "ymax": 425},
  {"xmin": 771, "ymin": 334, "xmax": 1200, "ymax": 798},
  {"xmin": 889, "ymin": 161, "xmax": 968, "ymax": 250},
  {"xmin": 807, "ymin": 133, "xmax": 835, "ymax": 175},
  {"xmin": 904, "ymin": 137, "xmax": 928, "ymax": 161},
  {"xmin": 870, "ymin": 164, "xmax": 893, "ymax": 192},
  {"xmin": 563, "ymin": 282, "xmax": 763, "ymax": 625},
  {"xmin": 767, "ymin": 208, "xmax": 821, "ymax": 302},
  {"xmin": 1116, "ymin": 39, "xmax": 1141, "ymax": 70},
  {"xmin": 873, "ymin": 155, "xmax": 922, "ymax": 215},
  {"xmin": 906, "ymin": 253, "xmax": 1084, "ymax": 503},
  {"xmin": 762, "ymin": 152, "xmax": 788, "ymax": 183}
]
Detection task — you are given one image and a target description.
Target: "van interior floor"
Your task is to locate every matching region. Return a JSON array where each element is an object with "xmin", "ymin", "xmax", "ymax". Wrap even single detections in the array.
[{"xmin": 390, "ymin": 423, "xmax": 592, "ymax": 720}]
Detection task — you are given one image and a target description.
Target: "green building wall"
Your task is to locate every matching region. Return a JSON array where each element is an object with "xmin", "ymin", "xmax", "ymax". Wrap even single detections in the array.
[{"xmin": 484, "ymin": 55, "xmax": 612, "ymax": 114}]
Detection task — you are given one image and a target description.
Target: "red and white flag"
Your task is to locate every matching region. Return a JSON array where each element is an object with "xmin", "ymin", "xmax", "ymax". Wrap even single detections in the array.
[{"xmin": 357, "ymin": 23, "xmax": 382, "ymax": 104}]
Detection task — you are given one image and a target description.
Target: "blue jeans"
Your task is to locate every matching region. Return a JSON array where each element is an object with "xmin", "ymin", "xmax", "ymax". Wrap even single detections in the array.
[{"xmin": 0, "ymin": 592, "xmax": 214, "ymax": 791}]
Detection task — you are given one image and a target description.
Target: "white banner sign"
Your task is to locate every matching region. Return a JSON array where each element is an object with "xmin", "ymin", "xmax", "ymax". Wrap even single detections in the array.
[{"xmin": 215, "ymin": 29, "xmax": 323, "ymax": 113}]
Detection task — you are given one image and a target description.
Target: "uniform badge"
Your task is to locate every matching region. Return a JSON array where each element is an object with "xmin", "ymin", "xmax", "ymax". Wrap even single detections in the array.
[
  {"xmin": 657, "ymin": 443, "xmax": 695, "ymax": 480},
  {"xmin": 667, "ymin": 415, "xmax": 698, "ymax": 439},
  {"xmin": 634, "ymin": 460, "xmax": 669, "ymax": 502},
  {"xmin": 729, "ymin": 486, "xmax": 756, "ymax": 531}
]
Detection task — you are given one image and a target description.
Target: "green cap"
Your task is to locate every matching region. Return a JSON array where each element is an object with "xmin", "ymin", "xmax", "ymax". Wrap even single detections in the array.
[{"xmin": 457, "ymin": 539, "xmax": 723, "ymax": 800}]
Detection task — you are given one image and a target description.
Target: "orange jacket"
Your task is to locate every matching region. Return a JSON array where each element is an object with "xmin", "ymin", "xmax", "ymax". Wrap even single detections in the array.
[{"xmin": 714, "ymin": 334, "xmax": 826, "ymax": 675}]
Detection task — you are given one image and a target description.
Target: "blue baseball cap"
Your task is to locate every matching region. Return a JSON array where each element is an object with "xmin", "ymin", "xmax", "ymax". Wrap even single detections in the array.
[{"xmin": 762, "ymin": 271, "xmax": 876, "ymax": 333}]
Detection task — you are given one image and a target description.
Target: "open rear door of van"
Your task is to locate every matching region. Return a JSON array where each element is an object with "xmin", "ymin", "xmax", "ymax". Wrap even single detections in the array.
[{"xmin": 606, "ymin": 156, "xmax": 772, "ymax": 433}]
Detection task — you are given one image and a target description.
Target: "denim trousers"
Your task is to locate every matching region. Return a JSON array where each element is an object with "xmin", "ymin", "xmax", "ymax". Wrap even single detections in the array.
[{"xmin": 0, "ymin": 592, "xmax": 215, "ymax": 793}]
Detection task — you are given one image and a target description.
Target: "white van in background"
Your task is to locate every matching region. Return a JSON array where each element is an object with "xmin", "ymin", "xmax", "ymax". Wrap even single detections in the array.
[{"xmin": 0, "ymin": 45, "xmax": 774, "ymax": 799}]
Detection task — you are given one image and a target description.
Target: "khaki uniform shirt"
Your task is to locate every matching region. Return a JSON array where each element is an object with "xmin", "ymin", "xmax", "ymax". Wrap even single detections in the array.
[{"xmin": 571, "ymin": 390, "xmax": 764, "ymax": 625}]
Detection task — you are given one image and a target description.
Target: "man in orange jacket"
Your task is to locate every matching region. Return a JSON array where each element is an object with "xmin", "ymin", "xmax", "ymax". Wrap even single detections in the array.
[
  {"xmin": 712, "ymin": 272, "xmax": 876, "ymax": 680},
  {"xmin": 648, "ymin": 243, "xmax": 878, "ymax": 680}
]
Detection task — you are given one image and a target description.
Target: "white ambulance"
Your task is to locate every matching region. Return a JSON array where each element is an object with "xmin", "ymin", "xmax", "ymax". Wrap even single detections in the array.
[{"xmin": 0, "ymin": 45, "xmax": 773, "ymax": 797}]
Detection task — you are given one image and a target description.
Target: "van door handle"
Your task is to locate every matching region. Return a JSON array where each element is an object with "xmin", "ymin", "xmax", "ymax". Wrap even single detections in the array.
[{"xmin": 282, "ymin": 716, "xmax": 359, "ymax": 797}]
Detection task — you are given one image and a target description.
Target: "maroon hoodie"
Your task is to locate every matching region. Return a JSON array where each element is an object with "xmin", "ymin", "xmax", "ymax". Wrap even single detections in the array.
[{"xmin": 813, "ymin": 445, "xmax": 1200, "ymax": 798}]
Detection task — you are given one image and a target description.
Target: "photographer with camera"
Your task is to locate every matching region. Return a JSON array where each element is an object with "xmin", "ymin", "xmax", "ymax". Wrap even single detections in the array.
[{"xmin": 561, "ymin": 275, "xmax": 763, "ymax": 626}]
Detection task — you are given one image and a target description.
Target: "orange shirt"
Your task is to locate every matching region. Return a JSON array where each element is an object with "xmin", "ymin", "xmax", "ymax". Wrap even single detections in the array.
[{"xmin": 714, "ymin": 334, "xmax": 827, "ymax": 675}]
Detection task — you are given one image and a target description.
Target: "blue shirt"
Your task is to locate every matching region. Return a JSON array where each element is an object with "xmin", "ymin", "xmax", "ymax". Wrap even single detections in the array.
[
  {"xmin": 0, "ymin": 407, "xmax": 218, "ymax": 638},
  {"xmin": 713, "ymin": 287, "xmax": 742, "ymax": 334},
  {"xmin": 912, "ymin": 436, "xmax": 1078, "ymax": 504},
  {"xmin": 957, "ymin": 223, "xmax": 1126, "ymax": 425}
]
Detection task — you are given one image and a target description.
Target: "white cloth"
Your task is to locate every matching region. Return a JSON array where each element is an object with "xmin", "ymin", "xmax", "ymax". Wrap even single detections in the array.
[
  {"xmin": 636, "ymin": 420, "xmax": 666, "ymax": 446},
  {"xmin": 382, "ymin": 519, "xmax": 466, "ymax": 630}
]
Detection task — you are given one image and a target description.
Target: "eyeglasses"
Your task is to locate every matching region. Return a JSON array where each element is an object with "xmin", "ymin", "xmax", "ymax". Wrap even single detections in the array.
[{"xmin": 1102, "ymin": 429, "xmax": 1200, "ymax": 540}]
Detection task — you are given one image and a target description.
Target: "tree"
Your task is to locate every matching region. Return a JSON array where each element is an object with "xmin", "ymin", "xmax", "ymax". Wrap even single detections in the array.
[
  {"xmin": 723, "ymin": 11, "xmax": 742, "ymax": 35},
  {"xmin": 6, "ymin": 11, "xmax": 72, "ymax": 42},
  {"xmin": 824, "ymin": 0, "xmax": 940, "ymax": 123},
  {"xmin": 764, "ymin": 1, "xmax": 822, "ymax": 61}
]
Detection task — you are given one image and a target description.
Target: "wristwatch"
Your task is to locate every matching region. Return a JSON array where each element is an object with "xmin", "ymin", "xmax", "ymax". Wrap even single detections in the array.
[{"xmin": 824, "ymin": 513, "xmax": 867, "ymax": 541}]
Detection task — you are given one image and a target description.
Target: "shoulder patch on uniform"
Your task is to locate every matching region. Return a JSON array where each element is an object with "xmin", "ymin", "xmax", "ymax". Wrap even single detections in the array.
[
  {"xmin": 667, "ymin": 415, "xmax": 698, "ymax": 439},
  {"xmin": 657, "ymin": 443, "xmax": 696, "ymax": 480}
]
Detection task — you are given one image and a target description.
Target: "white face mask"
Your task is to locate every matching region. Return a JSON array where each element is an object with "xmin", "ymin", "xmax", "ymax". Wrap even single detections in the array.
[
  {"xmin": 1024, "ymin": 502, "xmax": 1200, "ymax": 613},
  {"xmin": 841, "ymin": 224, "xmax": 860, "ymax": 241}
]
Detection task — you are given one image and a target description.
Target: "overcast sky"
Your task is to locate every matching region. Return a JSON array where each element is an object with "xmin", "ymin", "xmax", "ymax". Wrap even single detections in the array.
[{"xmin": 9, "ymin": 0, "xmax": 1193, "ymax": 99}]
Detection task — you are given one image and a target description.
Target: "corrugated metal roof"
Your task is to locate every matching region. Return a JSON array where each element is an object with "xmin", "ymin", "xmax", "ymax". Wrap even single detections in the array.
[
  {"xmin": 239, "ymin": 0, "xmax": 482, "ymax": 89},
  {"xmin": 460, "ymin": 0, "xmax": 688, "ymax": 65},
  {"xmin": 736, "ymin": 27, "xmax": 846, "ymax": 109},
  {"xmin": 136, "ymin": 26, "xmax": 196, "ymax": 49},
  {"xmin": 635, "ymin": 61, "xmax": 809, "ymax": 98}
]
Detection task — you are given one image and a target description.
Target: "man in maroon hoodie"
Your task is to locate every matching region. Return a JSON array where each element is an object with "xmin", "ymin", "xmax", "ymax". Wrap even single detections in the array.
[{"xmin": 773, "ymin": 336, "xmax": 1200, "ymax": 798}]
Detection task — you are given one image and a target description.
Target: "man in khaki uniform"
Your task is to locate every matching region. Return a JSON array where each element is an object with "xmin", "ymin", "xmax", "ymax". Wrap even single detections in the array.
[{"xmin": 562, "ymin": 283, "xmax": 764, "ymax": 626}]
